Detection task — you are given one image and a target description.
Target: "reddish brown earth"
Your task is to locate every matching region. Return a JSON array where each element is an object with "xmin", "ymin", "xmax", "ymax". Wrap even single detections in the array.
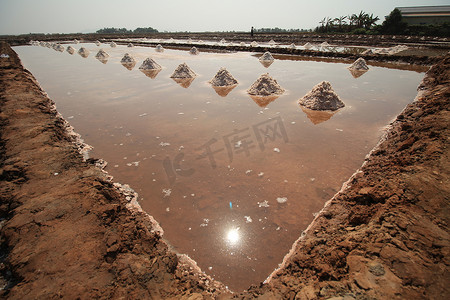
[{"xmin": 0, "ymin": 39, "xmax": 449, "ymax": 299}]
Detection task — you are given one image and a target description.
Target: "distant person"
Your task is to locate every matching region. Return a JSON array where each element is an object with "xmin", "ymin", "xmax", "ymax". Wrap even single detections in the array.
[{"xmin": 251, "ymin": 27, "xmax": 254, "ymax": 37}]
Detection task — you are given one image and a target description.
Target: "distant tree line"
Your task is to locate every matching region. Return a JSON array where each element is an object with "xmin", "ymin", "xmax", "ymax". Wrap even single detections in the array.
[
  {"xmin": 314, "ymin": 8, "xmax": 449, "ymax": 37},
  {"xmin": 96, "ymin": 27, "xmax": 158, "ymax": 34},
  {"xmin": 255, "ymin": 28, "xmax": 311, "ymax": 33}
]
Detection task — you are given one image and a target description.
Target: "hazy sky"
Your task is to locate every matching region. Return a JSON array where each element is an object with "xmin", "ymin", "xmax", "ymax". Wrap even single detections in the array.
[{"xmin": 1, "ymin": 0, "xmax": 449, "ymax": 35}]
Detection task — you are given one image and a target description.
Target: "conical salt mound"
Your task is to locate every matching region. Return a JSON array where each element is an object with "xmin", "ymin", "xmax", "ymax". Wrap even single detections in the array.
[
  {"xmin": 189, "ymin": 46, "xmax": 199, "ymax": 55},
  {"xmin": 110, "ymin": 42, "xmax": 117, "ymax": 48},
  {"xmin": 155, "ymin": 44, "xmax": 164, "ymax": 52},
  {"xmin": 259, "ymin": 51, "xmax": 274, "ymax": 62},
  {"xmin": 121, "ymin": 53, "xmax": 135, "ymax": 64},
  {"xmin": 298, "ymin": 81, "xmax": 344, "ymax": 111},
  {"xmin": 128, "ymin": 43, "xmax": 134, "ymax": 47},
  {"xmin": 209, "ymin": 68, "xmax": 238, "ymax": 87},
  {"xmin": 268, "ymin": 40, "xmax": 276, "ymax": 45},
  {"xmin": 304, "ymin": 42, "xmax": 313, "ymax": 49},
  {"xmin": 55, "ymin": 44, "xmax": 65, "ymax": 52},
  {"xmin": 95, "ymin": 49, "xmax": 109, "ymax": 59},
  {"xmin": 66, "ymin": 46, "xmax": 75, "ymax": 54},
  {"xmin": 321, "ymin": 41, "xmax": 330, "ymax": 47},
  {"xmin": 247, "ymin": 73, "xmax": 285, "ymax": 96},
  {"xmin": 289, "ymin": 43, "xmax": 296, "ymax": 49},
  {"xmin": 348, "ymin": 57, "xmax": 369, "ymax": 70},
  {"xmin": 250, "ymin": 41, "xmax": 259, "ymax": 47},
  {"xmin": 95, "ymin": 40, "xmax": 101, "ymax": 46},
  {"xmin": 170, "ymin": 63, "xmax": 197, "ymax": 78},
  {"xmin": 139, "ymin": 58, "xmax": 162, "ymax": 70},
  {"xmin": 78, "ymin": 47, "xmax": 89, "ymax": 58}
]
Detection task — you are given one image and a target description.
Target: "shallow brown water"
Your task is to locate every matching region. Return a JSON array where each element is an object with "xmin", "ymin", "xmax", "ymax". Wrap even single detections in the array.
[{"xmin": 15, "ymin": 43, "xmax": 424, "ymax": 291}]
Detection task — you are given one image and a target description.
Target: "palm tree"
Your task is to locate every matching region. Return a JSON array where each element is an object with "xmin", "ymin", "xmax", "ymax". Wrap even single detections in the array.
[
  {"xmin": 334, "ymin": 16, "xmax": 347, "ymax": 31},
  {"xmin": 364, "ymin": 13, "xmax": 380, "ymax": 29}
]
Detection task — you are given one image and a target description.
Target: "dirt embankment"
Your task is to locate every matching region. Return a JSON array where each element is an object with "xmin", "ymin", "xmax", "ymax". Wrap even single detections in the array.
[{"xmin": 0, "ymin": 40, "xmax": 449, "ymax": 299}]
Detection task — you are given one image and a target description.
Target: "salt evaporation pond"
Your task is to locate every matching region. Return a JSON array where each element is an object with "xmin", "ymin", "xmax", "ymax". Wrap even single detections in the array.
[{"xmin": 14, "ymin": 42, "xmax": 425, "ymax": 291}]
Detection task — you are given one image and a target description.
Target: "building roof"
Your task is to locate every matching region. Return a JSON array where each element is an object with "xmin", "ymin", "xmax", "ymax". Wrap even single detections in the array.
[{"xmin": 396, "ymin": 5, "xmax": 450, "ymax": 17}]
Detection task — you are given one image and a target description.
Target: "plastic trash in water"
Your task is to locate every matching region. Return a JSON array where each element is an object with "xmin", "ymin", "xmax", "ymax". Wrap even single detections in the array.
[{"xmin": 229, "ymin": 201, "xmax": 232, "ymax": 209}]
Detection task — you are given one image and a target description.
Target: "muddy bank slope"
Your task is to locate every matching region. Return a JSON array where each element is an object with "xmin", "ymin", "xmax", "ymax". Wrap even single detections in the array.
[
  {"xmin": 0, "ymin": 41, "xmax": 229, "ymax": 299},
  {"xmin": 0, "ymin": 41, "xmax": 449, "ymax": 299}
]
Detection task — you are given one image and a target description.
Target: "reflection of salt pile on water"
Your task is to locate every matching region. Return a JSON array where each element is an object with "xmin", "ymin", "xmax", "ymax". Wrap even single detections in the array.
[
  {"xmin": 110, "ymin": 41, "xmax": 117, "ymax": 48},
  {"xmin": 189, "ymin": 46, "xmax": 199, "ymax": 55},
  {"xmin": 66, "ymin": 46, "xmax": 75, "ymax": 54},
  {"xmin": 155, "ymin": 44, "xmax": 164, "ymax": 52},
  {"xmin": 298, "ymin": 81, "xmax": 344, "ymax": 111},
  {"xmin": 348, "ymin": 57, "xmax": 369, "ymax": 78},
  {"xmin": 171, "ymin": 63, "xmax": 197, "ymax": 88},
  {"xmin": 139, "ymin": 58, "xmax": 162, "ymax": 79},
  {"xmin": 95, "ymin": 49, "xmax": 109, "ymax": 63},
  {"xmin": 247, "ymin": 73, "xmax": 284, "ymax": 96},
  {"xmin": 209, "ymin": 68, "xmax": 238, "ymax": 97},
  {"xmin": 78, "ymin": 47, "xmax": 90, "ymax": 58}
]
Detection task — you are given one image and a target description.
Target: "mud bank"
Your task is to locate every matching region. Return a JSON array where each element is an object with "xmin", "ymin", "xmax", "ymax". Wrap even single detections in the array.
[{"xmin": 0, "ymin": 41, "xmax": 449, "ymax": 299}]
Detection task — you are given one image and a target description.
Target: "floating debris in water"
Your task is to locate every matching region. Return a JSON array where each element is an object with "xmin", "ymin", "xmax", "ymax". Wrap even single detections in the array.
[
  {"xmin": 258, "ymin": 200, "xmax": 270, "ymax": 208},
  {"xmin": 159, "ymin": 142, "xmax": 170, "ymax": 147},
  {"xmin": 273, "ymin": 148, "xmax": 280, "ymax": 153},
  {"xmin": 245, "ymin": 170, "xmax": 252, "ymax": 175},
  {"xmin": 258, "ymin": 172, "xmax": 264, "ymax": 177},
  {"xmin": 244, "ymin": 216, "xmax": 253, "ymax": 223},
  {"xmin": 126, "ymin": 161, "xmax": 140, "ymax": 167},
  {"xmin": 200, "ymin": 218, "xmax": 209, "ymax": 227},
  {"xmin": 162, "ymin": 188, "xmax": 172, "ymax": 197},
  {"xmin": 277, "ymin": 197, "xmax": 288, "ymax": 204},
  {"xmin": 298, "ymin": 81, "xmax": 344, "ymax": 111}
]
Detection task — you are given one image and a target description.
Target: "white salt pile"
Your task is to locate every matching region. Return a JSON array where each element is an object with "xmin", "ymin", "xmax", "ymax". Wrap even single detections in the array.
[
  {"xmin": 110, "ymin": 41, "xmax": 117, "ymax": 48},
  {"xmin": 348, "ymin": 57, "xmax": 369, "ymax": 71},
  {"xmin": 95, "ymin": 49, "xmax": 109, "ymax": 60},
  {"xmin": 259, "ymin": 51, "xmax": 274, "ymax": 62},
  {"xmin": 55, "ymin": 44, "xmax": 65, "ymax": 52},
  {"xmin": 78, "ymin": 47, "xmax": 90, "ymax": 57},
  {"xmin": 277, "ymin": 197, "xmax": 288, "ymax": 204},
  {"xmin": 220, "ymin": 38, "xmax": 227, "ymax": 44},
  {"xmin": 298, "ymin": 81, "xmax": 344, "ymax": 111},
  {"xmin": 362, "ymin": 49, "xmax": 374, "ymax": 55},
  {"xmin": 247, "ymin": 73, "xmax": 285, "ymax": 96},
  {"xmin": 155, "ymin": 44, "xmax": 164, "ymax": 52},
  {"xmin": 170, "ymin": 63, "xmax": 197, "ymax": 78},
  {"xmin": 240, "ymin": 42, "xmax": 246, "ymax": 46},
  {"xmin": 289, "ymin": 43, "xmax": 296, "ymax": 49},
  {"xmin": 128, "ymin": 43, "xmax": 134, "ymax": 47},
  {"xmin": 189, "ymin": 46, "xmax": 199, "ymax": 55},
  {"xmin": 74, "ymin": 39, "xmax": 80, "ymax": 44},
  {"xmin": 321, "ymin": 41, "xmax": 330, "ymax": 47},
  {"xmin": 66, "ymin": 46, "xmax": 75, "ymax": 54},
  {"xmin": 250, "ymin": 41, "xmax": 259, "ymax": 47},
  {"xmin": 121, "ymin": 53, "xmax": 136, "ymax": 64},
  {"xmin": 209, "ymin": 68, "xmax": 238, "ymax": 87},
  {"xmin": 303, "ymin": 42, "xmax": 313, "ymax": 49},
  {"xmin": 95, "ymin": 40, "xmax": 101, "ymax": 46},
  {"xmin": 139, "ymin": 58, "xmax": 162, "ymax": 70},
  {"xmin": 268, "ymin": 39, "xmax": 276, "ymax": 45}
]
